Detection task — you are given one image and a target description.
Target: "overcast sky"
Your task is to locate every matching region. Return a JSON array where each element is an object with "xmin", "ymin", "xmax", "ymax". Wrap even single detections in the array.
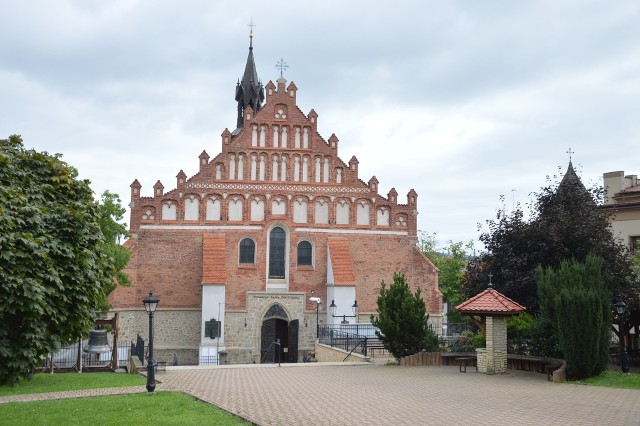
[{"xmin": 2, "ymin": 1, "xmax": 639, "ymax": 251}]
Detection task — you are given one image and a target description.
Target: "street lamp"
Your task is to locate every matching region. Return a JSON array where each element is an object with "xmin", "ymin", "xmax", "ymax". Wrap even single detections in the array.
[
  {"xmin": 615, "ymin": 300, "xmax": 629, "ymax": 373},
  {"xmin": 329, "ymin": 300, "xmax": 359, "ymax": 324},
  {"xmin": 143, "ymin": 292, "xmax": 159, "ymax": 393},
  {"xmin": 309, "ymin": 296, "xmax": 321, "ymax": 338}
]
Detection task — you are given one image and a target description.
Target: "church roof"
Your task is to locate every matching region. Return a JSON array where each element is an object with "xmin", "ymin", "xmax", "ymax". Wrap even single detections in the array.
[
  {"xmin": 235, "ymin": 32, "xmax": 264, "ymax": 128},
  {"xmin": 328, "ymin": 238, "xmax": 356, "ymax": 285},
  {"xmin": 558, "ymin": 161, "xmax": 587, "ymax": 193},
  {"xmin": 455, "ymin": 288, "xmax": 525, "ymax": 315},
  {"xmin": 202, "ymin": 234, "xmax": 226, "ymax": 284}
]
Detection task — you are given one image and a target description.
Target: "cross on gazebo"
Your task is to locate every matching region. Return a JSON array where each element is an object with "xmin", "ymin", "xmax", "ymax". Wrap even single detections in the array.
[
  {"xmin": 566, "ymin": 147, "xmax": 574, "ymax": 162},
  {"xmin": 488, "ymin": 272, "xmax": 493, "ymax": 289},
  {"xmin": 276, "ymin": 58, "xmax": 289, "ymax": 77}
]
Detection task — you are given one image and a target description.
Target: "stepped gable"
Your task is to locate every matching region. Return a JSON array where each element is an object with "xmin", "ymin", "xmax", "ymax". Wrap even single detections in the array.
[{"xmin": 126, "ymin": 37, "xmax": 419, "ymax": 237}]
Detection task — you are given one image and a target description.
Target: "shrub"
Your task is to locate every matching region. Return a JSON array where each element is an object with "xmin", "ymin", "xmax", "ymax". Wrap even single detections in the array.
[
  {"xmin": 448, "ymin": 331, "xmax": 484, "ymax": 352},
  {"xmin": 371, "ymin": 273, "xmax": 438, "ymax": 360},
  {"xmin": 537, "ymin": 255, "xmax": 611, "ymax": 379}
]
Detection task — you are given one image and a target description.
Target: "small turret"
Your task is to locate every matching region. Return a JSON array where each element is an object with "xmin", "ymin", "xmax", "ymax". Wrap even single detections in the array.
[
  {"xmin": 328, "ymin": 133, "xmax": 339, "ymax": 150},
  {"xmin": 153, "ymin": 180, "xmax": 164, "ymax": 198},
  {"xmin": 130, "ymin": 179, "xmax": 141, "ymax": 199},
  {"xmin": 368, "ymin": 176, "xmax": 379, "ymax": 194},
  {"xmin": 308, "ymin": 109, "xmax": 318, "ymax": 130},
  {"xmin": 286, "ymin": 81, "xmax": 297, "ymax": 102},
  {"xmin": 387, "ymin": 188, "xmax": 398, "ymax": 204},
  {"xmin": 199, "ymin": 151, "xmax": 210, "ymax": 171},
  {"xmin": 349, "ymin": 156, "xmax": 359, "ymax": 178},
  {"xmin": 176, "ymin": 170, "xmax": 187, "ymax": 189},
  {"xmin": 407, "ymin": 189, "xmax": 418, "ymax": 206},
  {"xmin": 221, "ymin": 128, "xmax": 232, "ymax": 146}
]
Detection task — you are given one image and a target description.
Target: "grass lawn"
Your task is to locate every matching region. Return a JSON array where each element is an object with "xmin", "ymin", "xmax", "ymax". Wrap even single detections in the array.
[
  {"xmin": 571, "ymin": 370, "xmax": 640, "ymax": 389},
  {"xmin": 0, "ymin": 391, "xmax": 251, "ymax": 425},
  {"xmin": 0, "ymin": 372, "xmax": 146, "ymax": 396}
]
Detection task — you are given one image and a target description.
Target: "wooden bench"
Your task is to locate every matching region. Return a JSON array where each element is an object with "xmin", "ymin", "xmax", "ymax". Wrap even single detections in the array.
[
  {"xmin": 456, "ymin": 357, "xmax": 477, "ymax": 373},
  {"xmin": 153, "ymin": 359, "xmax": 167, "ymax": 374},
  {"xmin": 441, "ymin": 352, "xmax": 476, "ymax": 366},
  {"xmin": 507, "ymin": 355, "xmax": 550, "ymax": 374}
]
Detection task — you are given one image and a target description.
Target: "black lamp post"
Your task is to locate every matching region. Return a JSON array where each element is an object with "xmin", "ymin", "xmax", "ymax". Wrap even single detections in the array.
[
  {"xmin": 310, "ymin": 296, "xmax": 321, "ymax": 338},
  {"xmin": 329, "ymin": 300, "xmax": 359, "ymax": 324},
  {"xmin": 615, "ymin": 300, "xmax": 629, "ymax": 373},
  {"xmin": 143, "ymin": 292, "xmax": 159, "ymax": 393}
]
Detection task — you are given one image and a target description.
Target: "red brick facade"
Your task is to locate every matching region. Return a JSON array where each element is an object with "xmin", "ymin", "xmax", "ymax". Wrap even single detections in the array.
[{"xmin": 109, "ymin": 43, "xmax": 441, "ymax": 364}]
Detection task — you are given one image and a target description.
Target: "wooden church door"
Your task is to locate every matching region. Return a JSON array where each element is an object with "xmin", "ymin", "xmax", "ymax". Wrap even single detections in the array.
[
  {"xmin": 288, "ymin": 319, "xmax": 299, "ymax": 363},
  {"xmin": 261, "ymin": 319, "xmax": 276, "ymax": 363},
  {"xmin": 261, "ymin": 318, "xmax": 299, "ymax": 363}
]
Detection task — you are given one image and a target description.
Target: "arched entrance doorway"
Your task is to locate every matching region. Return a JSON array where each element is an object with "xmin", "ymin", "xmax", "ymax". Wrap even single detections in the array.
[{"xmin": 260, "ymin": 304, "xmax": 298, "ymax": 363}]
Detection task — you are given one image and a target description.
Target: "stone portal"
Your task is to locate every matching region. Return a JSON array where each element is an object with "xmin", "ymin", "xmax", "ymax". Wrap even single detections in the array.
[{"xmin": 260, "ymin": 304, "xmax": 299, "ymax": 363}]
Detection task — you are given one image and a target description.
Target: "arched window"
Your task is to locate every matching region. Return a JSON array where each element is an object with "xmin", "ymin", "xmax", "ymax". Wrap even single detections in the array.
[
  {"xmin": 269, "ymin": 227, "xmax": 286, "ymax": 279},
  {"xmin": 239, "ymin": 238, "xmax": 255, "ymax": 264},
  {"xmin": 297, "ymin": 241, "xmax": 312, "ymax": 266}
]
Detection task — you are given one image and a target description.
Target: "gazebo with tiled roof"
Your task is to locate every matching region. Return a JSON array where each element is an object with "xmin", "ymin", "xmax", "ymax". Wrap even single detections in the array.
[{"xmin": 455, "ymin": 277, "xmax": 525, "ymax": 375}]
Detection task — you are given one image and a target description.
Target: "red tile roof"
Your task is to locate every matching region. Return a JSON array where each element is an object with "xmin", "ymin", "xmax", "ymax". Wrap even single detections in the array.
[
  {"xmin": 202, "ymin": 234, "xmax": 226, "ymax": 285},
  {"xmin": 328, "ymin": 238, "xmax": 356, "ymax": 286},
  {"xmin": 455, "ymin": 289, "xmax": 525, "ymax": 315},
  {"xmin": 621, "ymin": 184, "xmax": 640, "ymax": 194}
]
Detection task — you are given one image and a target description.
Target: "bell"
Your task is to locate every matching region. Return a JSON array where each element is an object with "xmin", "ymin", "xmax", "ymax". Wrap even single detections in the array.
[{"xmin": 84, "ymin": 328, "xmax": 111, "ymax": 354}]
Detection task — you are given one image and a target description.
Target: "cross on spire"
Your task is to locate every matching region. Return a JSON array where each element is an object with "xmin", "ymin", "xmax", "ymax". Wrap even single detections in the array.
[
  {"xmin": 566, "ymin": 147, "xmax": 574, "ymax": 162},
  {"xmin": 276, "ymin": 58, "xmax": 289, "ymax": 77},
  {"xmin": 248, "ymin": 19, "xmax": 255, "ymax": 48}
]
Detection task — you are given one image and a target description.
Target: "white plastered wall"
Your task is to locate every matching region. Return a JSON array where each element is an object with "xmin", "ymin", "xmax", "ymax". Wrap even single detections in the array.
[{"xmin": 199, "ymin": 284, "xmax": 225, "ymax": 365}]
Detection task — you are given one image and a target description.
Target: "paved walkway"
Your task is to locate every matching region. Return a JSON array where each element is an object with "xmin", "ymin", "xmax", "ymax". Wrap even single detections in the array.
[{"xmin": 2, "ymin": 364, "xmax": 640, "ymax": 425}]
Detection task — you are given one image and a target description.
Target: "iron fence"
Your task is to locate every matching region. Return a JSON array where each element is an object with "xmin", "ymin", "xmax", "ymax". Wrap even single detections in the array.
[
  {"xmin": 199, "ymin": 355, "xmax": 218, "ymax": 366},
  {"xmin": 322, "ymin": 323, "xmax": 379, "ymax": 338},
  {"xmin": 38, "ymin": 342, "xmax": 131, "ymax": 372},
  {"xmin": 318, "ymin": 326, "xmax": 369, "ymax": 356}
]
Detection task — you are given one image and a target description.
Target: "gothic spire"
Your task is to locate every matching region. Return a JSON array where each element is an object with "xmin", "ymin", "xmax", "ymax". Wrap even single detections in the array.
[{"xmin": 235, "ymin": 21, "xmax": 265, "ymax": 129}]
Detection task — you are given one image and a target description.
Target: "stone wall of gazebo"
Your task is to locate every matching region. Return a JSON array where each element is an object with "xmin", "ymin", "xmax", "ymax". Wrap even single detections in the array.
[{"xmin": 476, "ymin": 316, "xmax": 507, "ymax": 374}]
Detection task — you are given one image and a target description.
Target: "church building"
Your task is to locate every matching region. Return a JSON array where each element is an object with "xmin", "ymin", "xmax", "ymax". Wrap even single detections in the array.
[{"xmin": 109, "ymin": 33, "xmax": 442, "ymax": 364}]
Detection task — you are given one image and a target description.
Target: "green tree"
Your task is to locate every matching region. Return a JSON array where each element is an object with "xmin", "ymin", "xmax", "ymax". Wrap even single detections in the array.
[
  {"xmin": 97, "ymin": 190, "xmax": 131, "ymax": 296},
  {"xmin": 536, "ymin": 255, "xmax": 611, "ymax": 379},
  {"xmin": 419, "ymin": 232, "xmax": 473, "ymax": 323},
  {"xmin": 371, "ymin": 273, "xmax": 439, "ymax": 360},
  {"xmin": 463, "ymin": 163, "xmax": 636, "ymax": 312},
  {"xmin": 0, "ymin": 136, "xmax": 114, "ymax": 385}
]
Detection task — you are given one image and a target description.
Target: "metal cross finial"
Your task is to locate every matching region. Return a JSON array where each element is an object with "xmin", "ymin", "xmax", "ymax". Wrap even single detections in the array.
[
  {"xmin": 566, "ymin": 147, "xmax": 574, "ymax": 162},
  {"xmin": 248, "ymin": 18, "xmax": 255, "ymax": 38},
  {"xmin": 488, "ymin": 272, "xmax": 493, "ymax": 289},
  {"xmin": 276, "ymin": 58, "xmax": 289, "ymax": 77}
]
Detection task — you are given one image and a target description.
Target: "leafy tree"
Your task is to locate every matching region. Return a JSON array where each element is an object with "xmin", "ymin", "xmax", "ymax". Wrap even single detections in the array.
[
  {"xmin": 463, "ymin": 163, "xmax": 636, "ymax": 312},
  {"xmin": 418, "ymin": 232, "xmax": 473, "ymax": 322},
  {"xmin": 97, "ymin": 190, "xmax": 131, "ymax": 296},
  {"xmin": 371, "ymin": 273, "xmax": 439, "ymax": 360},
  {"xmin": 0, "ymin": 136, "xmax": 114, "ymax": 385},
  {"xmin": 536, "ymin": 256, "xmax": 611, "ymax": 379}
]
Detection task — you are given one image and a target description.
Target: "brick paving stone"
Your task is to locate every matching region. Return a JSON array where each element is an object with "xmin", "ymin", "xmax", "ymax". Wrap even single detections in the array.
[
  {"xmin": 2, "ymin": 365, "xmax": 639, "ymax": 426},
  {"xmin": 156, "ymin": 364, "xmax": 640, "ymax": 426},
  {"xmin": 0, "ymin": 386, "xmax": 146, "ymax": 404}
]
